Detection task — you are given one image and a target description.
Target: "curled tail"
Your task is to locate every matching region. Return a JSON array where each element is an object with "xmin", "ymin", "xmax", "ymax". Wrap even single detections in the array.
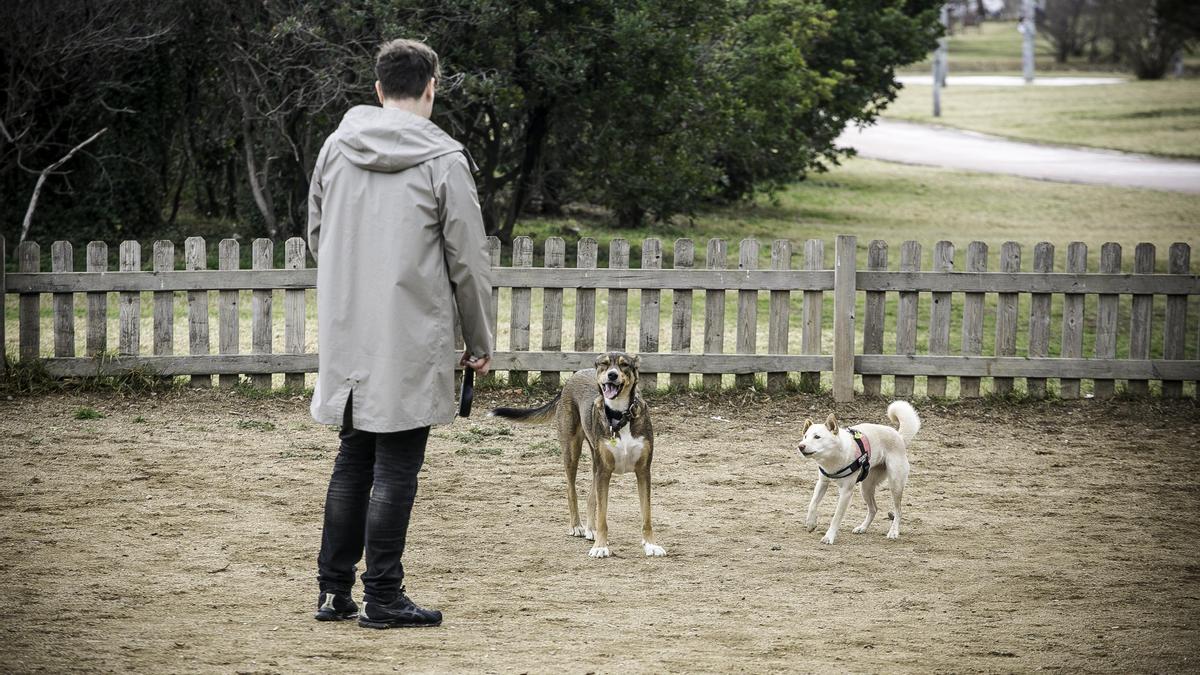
[
  {"xmin": 489, "ymin": 391, "xmax": 562, "ymax": 425},
  {"xmin": 888, "ymin": 400, "xmax": 920, "ymax": 444}
]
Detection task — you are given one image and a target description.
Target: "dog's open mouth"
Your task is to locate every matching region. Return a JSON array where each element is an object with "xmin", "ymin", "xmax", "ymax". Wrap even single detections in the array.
[
  {"xmin": 798, "ymin": 447, "xmax": 813, "ymax": 456},
  {"xmin": 601, "ymin": 382, "xmax": 621, "ymax": 399}
]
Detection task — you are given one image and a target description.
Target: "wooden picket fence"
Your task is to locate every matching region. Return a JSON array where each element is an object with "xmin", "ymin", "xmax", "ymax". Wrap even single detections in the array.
[{"xmin": 3, "ymin": 234, "xmax": 1198, "ymax": 401}]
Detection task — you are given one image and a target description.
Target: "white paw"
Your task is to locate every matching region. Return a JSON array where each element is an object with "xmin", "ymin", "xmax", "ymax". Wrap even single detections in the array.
[
  {"xmin": 588, "ymin": 546, "xmax": 611, "ymax": 558},
  {"xmin": 583, "ymin": 528, "xmax": 595, "ymax": 541},
  {"xmin": 643, "ymin": 542, "xmax": 667, "ymax": 557},
  {"xmin": 569, "ymin": 526, "xmax": 588, "ymax": 537},
  {"xmin": 820, "ymin": 532, "xmax": 837, "ymax": 545},
  {"xmin": 852, "ymin": 525, "xmax": 867, "ymax": 534},
  {"xmin": 805, "ymin": 520, "xmax": 818, "ymax": 533},
  {"xmin": 886, "ymin": 530, "xmax": 900, "ymax": 540}
]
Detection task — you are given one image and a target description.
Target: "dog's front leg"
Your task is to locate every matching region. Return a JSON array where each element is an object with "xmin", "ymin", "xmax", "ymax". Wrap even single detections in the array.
[
  {"xmin": 636, "ymin": 466, "xmax": 666, "ymax": 556},
  {"xmin": 589, "ymin": 461, "xmax": 613, "ymax": 558},
  {"xmin": 821, "ymin": 481, "xmax": 855, "ymax": 545},
  {"xmin": 805, "ymin": 474, "xmax": 830, "ymax": 532}
]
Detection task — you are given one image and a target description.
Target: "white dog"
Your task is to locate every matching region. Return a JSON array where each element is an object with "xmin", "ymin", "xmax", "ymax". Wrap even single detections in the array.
[{"xmin": 796, "ymin": 401, "xmax": 920, "ymax": 544}]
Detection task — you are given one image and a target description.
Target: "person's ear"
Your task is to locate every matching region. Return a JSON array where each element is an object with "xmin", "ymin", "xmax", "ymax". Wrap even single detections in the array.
[
  {"xmin": 425, "ymin": 77, "xmax": 436, "ymax": 101},
  {"xmin": 375, "ymin": 80, "xmax": 385, "ymax": 105}
]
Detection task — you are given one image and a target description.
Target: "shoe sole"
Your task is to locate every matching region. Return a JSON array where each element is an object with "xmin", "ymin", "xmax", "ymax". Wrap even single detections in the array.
[
  {"xmin": 358, "ymin": 618, "xmax": 442, "ymax": 629},
  {"xmin": 314, "ymin": 611, "xmax": 358, "ymax": 622}
]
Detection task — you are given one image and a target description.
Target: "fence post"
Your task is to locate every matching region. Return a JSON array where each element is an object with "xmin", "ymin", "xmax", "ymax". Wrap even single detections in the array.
[
  {"xmin": 153, "ymin": 241, "xmax": 175, "ymax": 360},
  {"xmin": 926, "ymin": 241, "xmax": 954, "ymax": 398},
  {"xmin": 893, "ymin": 241, "xmax": 921, "ymax": 399},
  {"xmin": 832, "ymin": 234, "xmax": 857, "ymax": 402},
  {"xmin": 51, "ymin": 241, "xmax": 75, "ymax": 358},
  {"xmin": 1028, "ymin": 243, "xmax": 1055, "ymax": 398},
  {"xmin": 218, "ymin": 239, "xmax": 240, "ymax": 388},
  {"xmin": 541, "ymin": 237, "xmax": 565, "ymax": 389},
  {"xmin": 509, "ymin": 235, "xmax": 533, "ymax": 387},
  {"xmin": 18, "ymin": 242, "xmax": 41, "ymax": 362},
  {"xmin": 575, "ymin": 238, "xmax": 598, "ymax": 358},
  {"xmin": 86, "ymin": 242, "xmax": 109, "ymax": 358},
  {"xmin": 800, "ymin": 239, "xmax": 824, "ymax": 392},
  {"xmin": 703, "ymin": 239, "xmax": 727, "ymax": 390},
  {"xmin": 862, "ymin": 240, "xmax": 887, "ymax": 397},
  {"xmin": 639, "ymin": 238, "xmax": 662, "ymax": 390},
  {"xmin": 1093, "ymin": 243, "xmax": 1121, "ymax": 398},
  {"xmin": 960, "ymin": 241, "xmax": 987, "ymax": 398},
  {"xmin": 734, "ymin": 239, "xmax": 760, "ymax": 389},
  {"xmin": 251, "ymin": 239, "xmax": 274, "ymax": 389},
  {"xmin": 670, "ymin": 239, "xmax": 694, "ymax": 390},
  {"xmin": 607, "ymin": 238, "xmax": 629, "ymax": 352},
  {"xmin": 1163, "ymin": 242, "xmax": 1190, "ymax": 398},
  {"xmin": 767, "ymin": 239, "xmax": 792, "ymax": 393},
  {"xmin": 284, "ymin": 237, "xmax": 307, "ymax": 390},
  {"xmin": 185, "ymin": 237, "xmax": 210, "ymax": 387},
  {"xmin": 483, "ymin": 236, "xmax": 501, "ymax": 386},
  {"xmin": 1060, "ymin": 242, "xmax": 1087, "ymax": 399},
  {"xmin": 0, "ymin": 236, "xmax": 4, "ymax": 371},
  {"xmin": 1127, "ymin": 243, "xmax": 1155, "ymax": 396},
  {"xmin": 993, "ymin": 242, "xmax": 1021, "ymax": 396},
  {"xmin": 118, "ymin": 241, "xmax": 140, "ymax": 357}
]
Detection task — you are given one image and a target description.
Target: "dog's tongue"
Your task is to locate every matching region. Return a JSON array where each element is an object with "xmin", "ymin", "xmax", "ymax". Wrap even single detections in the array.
[{"xmin": 602, "ymin": 382, "xmax": 619, "ymax": 399}]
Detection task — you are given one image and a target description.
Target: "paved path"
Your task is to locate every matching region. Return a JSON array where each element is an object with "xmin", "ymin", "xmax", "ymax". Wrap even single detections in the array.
[
  {"xmin": 836, "ymin": 119, "xmax": 1200, "ymax": 194},
  {"xmin": 896, "ymin": 75, "xmax": 1126, "ymax": 87}
]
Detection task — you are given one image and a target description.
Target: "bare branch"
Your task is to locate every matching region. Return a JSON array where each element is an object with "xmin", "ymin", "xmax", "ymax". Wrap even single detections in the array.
[{"xmin": 20, "ymin": 127, "xmax": 109, "ymax": 243}]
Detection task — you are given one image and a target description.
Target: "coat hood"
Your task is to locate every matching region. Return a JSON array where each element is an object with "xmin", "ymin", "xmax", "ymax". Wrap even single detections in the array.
[{"xmin": 334, "ymin": 105, "xmax": 469, "ymax": 173}]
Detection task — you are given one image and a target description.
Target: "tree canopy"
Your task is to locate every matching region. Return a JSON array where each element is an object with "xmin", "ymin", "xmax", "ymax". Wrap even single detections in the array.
[{"xmin": 1, "ymin": 0, "xmax": 940, "ymax": 245}]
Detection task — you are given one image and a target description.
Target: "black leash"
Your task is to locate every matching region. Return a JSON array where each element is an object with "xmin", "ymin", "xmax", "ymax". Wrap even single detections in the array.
[
  {"xmin": 458, "ymin": 368, "xmax": 474, "ymax": 417},
  {"xmin": 602, "ymin": 390, "xmax": 639, "ymax": 438}
]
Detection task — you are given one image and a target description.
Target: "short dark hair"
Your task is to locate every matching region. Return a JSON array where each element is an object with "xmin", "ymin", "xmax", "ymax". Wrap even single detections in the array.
[{"xmin": 375, "ymin": 39, "xmax": 440, "ymax": 100}]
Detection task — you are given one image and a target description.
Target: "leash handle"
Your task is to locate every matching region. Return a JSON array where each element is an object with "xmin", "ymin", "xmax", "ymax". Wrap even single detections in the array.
[{"xmin": 458, "ymin": 367, "xmax": 474, "ymax": 417}]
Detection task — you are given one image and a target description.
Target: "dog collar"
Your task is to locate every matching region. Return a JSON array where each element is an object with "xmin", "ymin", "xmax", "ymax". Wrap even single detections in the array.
[
  {"xmin": 818, "ymin": 428, "xmax": 872, "ymax": 483},
  {"xmin": 602, "ymin": 392, "xmax": 639, "ymax": 438}
]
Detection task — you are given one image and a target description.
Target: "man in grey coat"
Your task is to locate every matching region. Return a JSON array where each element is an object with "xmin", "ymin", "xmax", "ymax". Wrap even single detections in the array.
[{"xmin": 307, "ymin": 39, "xmax": 494, "ymax": 629}]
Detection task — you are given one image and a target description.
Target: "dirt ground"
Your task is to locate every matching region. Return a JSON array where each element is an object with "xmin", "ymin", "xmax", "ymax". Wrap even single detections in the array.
[{"xmin": 1, "ymin": 387, "xmax": 1198, "ymax": 673}]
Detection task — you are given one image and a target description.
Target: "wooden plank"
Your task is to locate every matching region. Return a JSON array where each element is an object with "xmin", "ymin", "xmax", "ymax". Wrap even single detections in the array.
[
  {"xmin": 1162, "ymin": 242, "xmax": 1190, "ymax": 398},
  {"xmin": 703, "ymin": 239, "xmax": 727, "ymax": 389},
  {"xmin": 152, "ymin": 241, "xmax": 175, "ymax": 358},
  {"xmin": 51, "ymin": 241, "xmax": 75, "ymax": 358},
  {"xmin": 11, "ymin": 266, "xmax": 1194, "ymax": 296},
  {"xmin": 832, "ymin": 235, "xmax": 857, "ymax": 402},
  {"xmin": 184, "ymin": 237, "xmax": 210, "ymax": 387},
  {"xmin": 800, "ymin": 239, "xmax": 825, "ymax": 392},
  {"xmin": 1093, "ymin": 243, "xmax": 1121, "ymax": 398},
  {"xmin": 926, "ymin": 241, "xmax": 955, "ymax": 398},
  {"xmin": 0, "ymin": 236, "xmax": 5, "ymax": 368},
  {"xmin": 541, "ymin": 237, "xmax": 565, "ymax": 389},
  {"xmin": 1060, "ymin": 242, "xmax": 1087, "ymax": 399},
  {"xmin": 862, "ymin": 240, "xmax": 887, "ymax": 397},
  {"xmin": 1028, "ymin": 243, "xmax": 1055, "ymax": 399},
  {"xmin": 508, "ymin": 235, "xmax": 533, "ymax": 387},
  {"xmin": 639, "ymin": 238, "xmax": 662, "ymax": 390},
  {"xmin": 18, "ymin": 242, "xmax": 41, "ymax": 361},
  {"xmin": 218, "ymin": 239, "xmax": 240, "ymax": 388},
  {"xmin": 606, "ymin": 238, "xmax": 630, "ymax": 351},
  {"xmin": 482, "ymin": 236, "xmax": 502, "ymax": 386},
  {"xmin": 85, "ymin": 242, "xmax": 108, "ymax": 357},
  {"xmin": 118, "ymin": 241, "xmax": 141, "ymax": 357},
  {"xmin": 1127, "ymin": 243, "xmax": 1155, "ymax": 396},
  {"xmin": 670, "ymin": 239, "xmax": 694, "ymax": 390},
  {"xmin": 993, "ymin": 242, "xmax": 1021, "ymax": 396},
  {"xmin": 250, "ymin": 239, "xmax": 274, "ymax": 389},
  {"xmin": 960, "ymin": 241, "xmax": 987, "ymax": 398},
  {"xmin": 893, "ymin": 241, "xmax": 921, "ymax": 399},
  {"xmin": 735, "ymin": 238, "xmax": 760, "ymax": 389},
  {"xmin": 284, "ymin": 237, "xmax": 307, "ymax": 390},
  {"xmin": 574, "ymin": 238, "xmax": 598, "ymax": 356},
  {"xmin": 856, "ymin": 355, "xmax": 1200, "ymax": 380},
  {"xmin": 767, "ymin": 239, "xmax": 792, "ymax": 393}
]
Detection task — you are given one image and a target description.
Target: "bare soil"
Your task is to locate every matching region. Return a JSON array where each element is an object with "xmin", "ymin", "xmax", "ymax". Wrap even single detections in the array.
[{"xmin": 1, "ymin": 388, "xmax": 1198, "ymax": 673}]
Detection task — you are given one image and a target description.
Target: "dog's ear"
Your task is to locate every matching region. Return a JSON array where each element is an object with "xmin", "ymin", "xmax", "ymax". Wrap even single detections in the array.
[
  {"xmin": 801, "ymin": 419, "xmax": 812, "ymax": 434},
  {"xmin": 630, "ymin": 353, "xmax": 641, "ymax": 372},
  {"xmin": 825, "ymin": 412, "xmax": 839, "ymax": 433}
]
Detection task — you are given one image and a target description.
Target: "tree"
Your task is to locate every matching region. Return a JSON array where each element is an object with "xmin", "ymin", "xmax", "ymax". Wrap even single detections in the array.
[{"xmin": 1105, "ymin": 0, "xmax": 1200, "ymax": 79}]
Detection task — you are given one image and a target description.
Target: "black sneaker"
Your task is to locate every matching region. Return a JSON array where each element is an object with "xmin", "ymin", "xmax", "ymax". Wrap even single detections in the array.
[
  {"xmin": 314, "ymin": 591, "xmax": 358, "ymax": 621},
  {"xmin": 358, "ymin": 588, "xmax": 442, "ymax": 628}
]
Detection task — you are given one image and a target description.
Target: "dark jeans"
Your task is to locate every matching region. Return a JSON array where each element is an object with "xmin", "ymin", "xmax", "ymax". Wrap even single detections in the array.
[{"xmin": 317, "ymin": 395, "xmax": 429, "ymax": 603}]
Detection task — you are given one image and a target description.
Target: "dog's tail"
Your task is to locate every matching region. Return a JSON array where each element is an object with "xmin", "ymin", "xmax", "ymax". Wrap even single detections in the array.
[
  {"xmin": 489, "ymin": 391, "xmax": 562, "ymax": 425},
  {"xmin": 888, "ymin": 400, "xmax": 920, "ymax": 444}
]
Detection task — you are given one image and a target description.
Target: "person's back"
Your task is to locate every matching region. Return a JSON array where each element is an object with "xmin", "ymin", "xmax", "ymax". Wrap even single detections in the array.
[{"xmin": 307, "ymin": 38, "xmax": 493, "ymax": 629}]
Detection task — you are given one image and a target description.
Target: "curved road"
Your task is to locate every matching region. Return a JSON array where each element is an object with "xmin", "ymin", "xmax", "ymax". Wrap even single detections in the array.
[{"xmin": 836, "ymin": 119, "xmax": 1200, "ymax": 194}]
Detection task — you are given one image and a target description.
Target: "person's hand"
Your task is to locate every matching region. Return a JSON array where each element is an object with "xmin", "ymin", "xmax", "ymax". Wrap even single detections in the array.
[{"xmin": 460, "ymin": 351, "xmax": 492, "ymax": 376}]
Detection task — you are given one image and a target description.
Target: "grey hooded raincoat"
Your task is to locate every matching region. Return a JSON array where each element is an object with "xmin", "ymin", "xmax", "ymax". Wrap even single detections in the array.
[{"xmin": 307, "ymin": 105, "xmax": 494, "ymax": 432}]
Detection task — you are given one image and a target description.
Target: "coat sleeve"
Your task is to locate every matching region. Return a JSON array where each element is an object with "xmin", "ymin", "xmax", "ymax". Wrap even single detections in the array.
[
  {"xmin": 435, "ymin": 151, "xmax": 495, "ymax": 359},
  {"xmin": 306, "ymin": 140, "xmax": 330, "ymax": 263}
]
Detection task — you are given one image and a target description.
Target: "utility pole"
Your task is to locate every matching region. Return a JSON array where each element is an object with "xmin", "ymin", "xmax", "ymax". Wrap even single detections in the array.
[
  {"xmin": 933, "ymin": 3, "xmax": 949, "ymax": 116},
  {"xmin": 1022, "ymin": 0, "xmax": 1036, "ymax": 83}
]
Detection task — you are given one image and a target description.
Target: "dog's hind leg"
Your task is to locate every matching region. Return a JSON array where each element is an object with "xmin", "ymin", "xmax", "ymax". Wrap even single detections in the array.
[
  {"xmin": 886, "ymin": 466, "xmax": 907, "ymax": 539},
  {"xmin": 636, "ymin": 466, "xmax": 666, "ymax": 556},
  {"xmin": 853, "ymin": 474, "xmax": 881, "ymax": 534},
  {"xmin": 805, "ymin": 474, "xmax": 830, "ymax": 533},
  {"xmin": 562, "ymin": 427, "xmax": 587, "ymax": 537}
]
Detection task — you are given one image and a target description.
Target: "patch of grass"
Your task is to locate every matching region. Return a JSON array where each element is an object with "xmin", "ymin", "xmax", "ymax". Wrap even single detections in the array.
[
  {"xmin": 74, "ymin": 407, "xmax": 105, "ymax": 420},
  {"xmin": 133, "ymin": 415, "xmax": 147, "ymax": 423},
  {"xmin": 236, "ymin": 419, "xmax": 276, "ymax": 432},
  {"xmin": 455, "ymin": 446, "xmax": 503, "ymax": 457},
  {"xmin": 885, "ymin": 79, "xmax": 1200, "ymax": 158},
  {"xmin": 523, "ymin": 439, "xmax": 560, "ymax": 458},
  {"xmin": 901, "ymin": 20, "xmax": 1122, "ymax": 74},
  {"xmin": 450, "ymin": 425, "xmax": 513, "ymax": 444}
]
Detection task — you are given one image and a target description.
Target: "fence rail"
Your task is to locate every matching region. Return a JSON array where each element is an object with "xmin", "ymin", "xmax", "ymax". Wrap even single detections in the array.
[{"xmin": 3, "ymin": 234, "xmax": 1198, "ymax": 401}]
